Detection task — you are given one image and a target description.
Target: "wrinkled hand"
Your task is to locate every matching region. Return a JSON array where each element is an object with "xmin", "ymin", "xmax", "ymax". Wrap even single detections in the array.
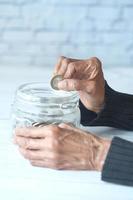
[
  {"xmin": 14, "ymin": 123, "xmax": 110, "ymax": 171},
  {"xmin": 53, "ymin": 56, "xmax": 105, "ymax": 113}
]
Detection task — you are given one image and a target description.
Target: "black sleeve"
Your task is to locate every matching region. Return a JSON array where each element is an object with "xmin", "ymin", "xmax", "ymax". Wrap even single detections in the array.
[
  {"xmin": 79, "ymin": 82, "xmax": 133, "ymax": 186},
  {"xmin": 79, "ymin": 81, "xmax": 133, "ymax": 131},
  {"xmin": 102, "ymin": 137, "xmax": 133, "ymax": 186}
]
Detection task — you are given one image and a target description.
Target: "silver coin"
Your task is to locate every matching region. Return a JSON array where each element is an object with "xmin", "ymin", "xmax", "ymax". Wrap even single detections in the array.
[
  {"xmin": 50, "ymin": 75, "xmax": 63, "ymax": 90},
  {"xmin": 32, "ymin": 122, "xmax": 49, "ymax": 127},
  {"xmin": 32, "ymin": 121, "xmax": 62, "ymax": 127}
]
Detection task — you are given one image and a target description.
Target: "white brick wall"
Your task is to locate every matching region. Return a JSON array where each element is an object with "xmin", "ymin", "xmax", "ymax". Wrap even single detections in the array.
[{"xmin": 0, "ymin": 0, "xmax": 133, "ymax": 68}]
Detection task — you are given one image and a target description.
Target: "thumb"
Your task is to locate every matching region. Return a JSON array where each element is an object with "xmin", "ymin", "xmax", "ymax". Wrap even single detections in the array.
[{"xmin": 58, "ymin": 79, "xmax": 85, "ymax": 91}]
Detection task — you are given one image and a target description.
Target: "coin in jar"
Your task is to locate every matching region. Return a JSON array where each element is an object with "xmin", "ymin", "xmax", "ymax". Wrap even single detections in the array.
[{"xmin": 32, "ymin": 122, "xmax": 49, "ymax": 127}]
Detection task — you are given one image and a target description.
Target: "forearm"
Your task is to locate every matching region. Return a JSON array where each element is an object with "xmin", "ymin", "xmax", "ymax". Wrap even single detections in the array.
[{"xmin": 79, "ymin": 81, "xmax": 133, "ymax": 130}]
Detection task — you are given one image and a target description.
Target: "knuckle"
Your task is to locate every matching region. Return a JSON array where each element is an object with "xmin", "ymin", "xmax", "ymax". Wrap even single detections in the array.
[
  {"xmin": 30, "ymin": 161, "xmax": 36, "ymax": 166},
  {"xmin": 23, "ymin": 138, "xmax": 29, "ymax": 148},
  {"xmin": 25, "ymin": 151, "xmax": 30, "ymax": 159},
  {"xmin": 59, "ymin": 56, "xmax": 65, "ymax": 63},
  {"xmin": 25, "ymin": 128, "xmax": 32, "ymax": 137},
  {"xmin": 49, "ymin": 139, "xmax": 56, "ymax": 149},
  {"xmin": 68, "ymin": 62, "xmax": 75, "ymax": 69},
  {"xmin": 25, "ymin": 150, "xmax": 33, "ymax": 159},
  {"xmin": 22, "ymin": 150, "xmax": 28, "ymax": 159},
  {"xmin": 62, "ymin": 58, "xmax": 69, "ymax": 66},
  {"xmin": 51, "ymin": 152, "xmax": 60, "ymax": 161},
  {"xmin": 49, "ymin": 126, "xmax": 60, "ymax": 136},
  {"xmin": 52, "ymin": 162, "xmax": 60, "ymax": 170},
  {"xmin": 68, "ymin": 79, "xmax": 79, "ymax": 90},
  {"xmin": 40, "ymin": 138, "xmax": 45, "ymax": 147},
  {"xmin": 91, "ymin": 56, "xmax": 99, "ymax": 62},
  {"xmin": 49, "ymin": 139, "xmax": 60, "ymax": 152},
  {"xmin": 21, "ymin": 138, "xmax": 33, "ymax": 149},
  {"xmin": 61, "ymin": 79, "xmax": 69, "ymax": 89},
  {"xmin": 59, "ymin": 123, "xmax": 69, "ymax": 129},
  {"xmin": 91, "ymin": 57, "xmax": 101, "ymax": 68},
  {"xmin": 27, "ymin": 138, "xmax": 32, "ymax": 147},
  {"xmin": 81, "ymin": 158, "xmax": 88, "ymax": 168},
  {"xmin": 73, "ymin": 80, "xmax": 79, "ymax": 90}
]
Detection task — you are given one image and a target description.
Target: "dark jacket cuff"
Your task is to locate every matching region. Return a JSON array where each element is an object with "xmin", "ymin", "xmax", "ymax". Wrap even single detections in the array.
[
  {"xmin": 79, "ymin": 100, "xmax": 97, "ymax": 126},
  {"xmin": 102, "ymin": 137, "xmax": 133, "ymax": 186},
  {"xmin": 79, "ymin": 81, "xmax": 133, "ymax": 130}
]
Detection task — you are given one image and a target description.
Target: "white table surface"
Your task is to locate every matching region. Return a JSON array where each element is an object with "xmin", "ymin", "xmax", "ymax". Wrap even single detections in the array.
[{"xmin": 0, "ymin": 66, "xmax": 133, "ymax": 199}]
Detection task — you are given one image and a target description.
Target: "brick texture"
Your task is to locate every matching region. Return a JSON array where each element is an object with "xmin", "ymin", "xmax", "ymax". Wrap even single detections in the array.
[{"xmin": 0, "ymin": 0, "xmax": 133, "ymax": 68}]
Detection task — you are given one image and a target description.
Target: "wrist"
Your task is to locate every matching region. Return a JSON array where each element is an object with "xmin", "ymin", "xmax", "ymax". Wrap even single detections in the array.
[
  {"xmin": 85, "ymin": 133, "xmax": 111, "ymax": 171},
  {"xmin": 80, "ymin": 98, "xmax": 105, "ymax": 114},
  {"xmin": 91, "ymin": 102, "xmax": 105, "ymax": 113},
  {"xmin": 89, "ymin": 80, "xmax": 105, "ymax": 113},
  {"xmin": 99, "ymin": 139, "xmax": 111, "ymax": 171}
]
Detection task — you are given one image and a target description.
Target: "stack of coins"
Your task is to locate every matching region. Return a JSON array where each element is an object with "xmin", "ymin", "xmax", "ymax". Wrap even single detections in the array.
[{"xmin": 32, "ymin": 75, "xmax": 65, "ymax": 127}]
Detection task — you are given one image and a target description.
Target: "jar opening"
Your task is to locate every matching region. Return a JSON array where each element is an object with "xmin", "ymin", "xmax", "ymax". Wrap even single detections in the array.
[
  {"xmin": 12, "ymin": 82, "xmax": 80, "ymax": 128},
  {"xmin": 15, "ymin": 82, "xmax": 79, "ymax": 105}
]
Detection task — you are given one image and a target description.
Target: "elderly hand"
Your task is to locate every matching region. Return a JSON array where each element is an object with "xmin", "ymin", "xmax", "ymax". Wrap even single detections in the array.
[
  {"xmin": 53, "ymin": 56, "xmax": 105, "ymax": 113},
  {"xmin": 14, "ymin": 123, "xmax": 111, "ymax": 171}
]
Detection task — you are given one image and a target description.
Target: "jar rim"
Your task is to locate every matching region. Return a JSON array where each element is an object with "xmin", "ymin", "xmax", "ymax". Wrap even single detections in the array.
[{"xmin": 16, "ymin": 82, "xmax": 79, "ymax": 104}]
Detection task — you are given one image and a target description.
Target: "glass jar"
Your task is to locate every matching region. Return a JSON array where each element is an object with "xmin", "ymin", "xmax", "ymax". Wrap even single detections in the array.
[{"xmin": 12, "ymin": 82, "xmax": 80, "ymax": 129}]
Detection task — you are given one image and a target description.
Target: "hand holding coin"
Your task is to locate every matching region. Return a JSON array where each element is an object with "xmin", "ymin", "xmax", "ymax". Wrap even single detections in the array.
[{"xmin": 52, "ymin": 56, "xmax": 105, "ymax": 113}]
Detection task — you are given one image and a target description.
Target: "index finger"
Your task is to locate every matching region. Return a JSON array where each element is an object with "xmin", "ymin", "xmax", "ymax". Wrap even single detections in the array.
[
  {"xmin": 15, "ymin": 126, "xmax": 55, "ymax": 138},
  {"xmin": 53, "ymin": 56, "xmax": 65, "ymax": 75},
  {"xmin": 53, "ymin": 56, "xmax": 80, "ymax": 76}
]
